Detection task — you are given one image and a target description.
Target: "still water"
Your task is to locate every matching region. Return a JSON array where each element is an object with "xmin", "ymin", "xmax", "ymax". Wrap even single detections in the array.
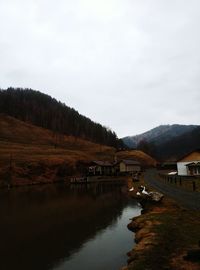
[{"xmin": 0, "ymin": 183, "xmax": 141, "ymax": 270}]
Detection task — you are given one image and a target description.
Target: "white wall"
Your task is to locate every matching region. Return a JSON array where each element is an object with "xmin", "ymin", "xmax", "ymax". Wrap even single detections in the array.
[
  {"xmin": 177, "ymin": 161, "xmax": 197, "ymax": 176},
  {"xmin": 177, "ymin": 162, "xmax": 188, "ymax": 175}
]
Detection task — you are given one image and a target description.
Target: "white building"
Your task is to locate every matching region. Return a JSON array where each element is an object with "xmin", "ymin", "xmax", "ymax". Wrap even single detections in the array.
[{"xmin": 177, "ymin": 150, "xmax": 200, "ymax": 176}]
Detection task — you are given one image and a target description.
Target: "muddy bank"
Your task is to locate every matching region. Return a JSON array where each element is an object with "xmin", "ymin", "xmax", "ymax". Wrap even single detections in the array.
[{"xmin": 122, "ymin": 195, "xmax": 200, "ymax": 270}]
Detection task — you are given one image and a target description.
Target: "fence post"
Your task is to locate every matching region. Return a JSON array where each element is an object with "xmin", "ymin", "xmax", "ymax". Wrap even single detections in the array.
[{"xmin": 192, "ymin": 181, "xmax": 196, "ymax": 191}]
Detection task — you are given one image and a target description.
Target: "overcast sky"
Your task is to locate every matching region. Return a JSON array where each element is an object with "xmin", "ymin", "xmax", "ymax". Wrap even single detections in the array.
[{"xmin": 0, "ymin": 0, "xmax": 200, "ymax": 137}]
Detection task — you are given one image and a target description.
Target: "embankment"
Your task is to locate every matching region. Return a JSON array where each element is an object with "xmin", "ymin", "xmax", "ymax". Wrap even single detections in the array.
[{"xmin": 122, "ymin": 195, "xmax": 200, "ymax": 270}]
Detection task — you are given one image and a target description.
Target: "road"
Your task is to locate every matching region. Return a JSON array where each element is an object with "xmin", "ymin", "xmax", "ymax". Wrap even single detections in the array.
[{"xmin": 144, "ymin": 169, "xmax": 200, "ymax": 210}]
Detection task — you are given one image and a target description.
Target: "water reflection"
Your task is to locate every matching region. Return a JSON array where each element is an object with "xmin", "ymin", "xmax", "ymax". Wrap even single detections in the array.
[{"xmin": 0, "ymin": 183, "xmax": 141, "ymax": 270}]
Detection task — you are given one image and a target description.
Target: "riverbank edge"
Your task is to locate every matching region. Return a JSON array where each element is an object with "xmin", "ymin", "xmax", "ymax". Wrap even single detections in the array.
[
  {"xmin": 121, "ymin": 197, "xmax": 169, "ymax": 270},
  {"xmin": 121, "ymin": 193, "xmax": 200, "ymax": 270},
  {"xmin": 0, "ymin": 175, "xmax": 129, "ymax": 189}
]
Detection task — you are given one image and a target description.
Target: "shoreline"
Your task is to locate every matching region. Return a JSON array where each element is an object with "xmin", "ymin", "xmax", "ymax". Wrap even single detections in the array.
[
  {"xmin": 0, "ymin": 175, "xmax": 128, "ymax": 189},
  {"xmin": 121, "ymin": 192, "xmax": 200, "ymax": 270}
]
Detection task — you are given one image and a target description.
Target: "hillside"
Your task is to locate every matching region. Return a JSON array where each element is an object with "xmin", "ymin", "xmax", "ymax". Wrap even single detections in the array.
[
  {"xmin": 0, "ymin": 88, "xmax": 122, "ymax": 148},
  {"xmin": 0, "ymin": 114, "xmax": 116, "ymax": 186},
  {"xmin": 123, "ymin": 125, "xmax": 198, "ymax": 148},
  {"xmin": 123, "ymin": 124, "xmax": 200, "ymax": 161},
  {"xmin": 123, "ymin": 125, "xmax": 172, "ymax": 148},
  {"xmin": 116, "ymin": 150, "xmax": 157, "ymax": 167},
  {"xmin": 0, "ymin": 114, "xmax": 155, "ymax": 187},
  {"xmin": 152, "ymin": 126, "xmax": 200, "ymax": 161}
]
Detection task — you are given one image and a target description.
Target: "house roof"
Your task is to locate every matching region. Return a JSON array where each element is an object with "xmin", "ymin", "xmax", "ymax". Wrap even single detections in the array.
[
  {"xmin": 185, "ymin": 162, "xmax": 196, "ymax": 166},
  {"xmin": 92, "ymin": 160, "xmax": 113, "ymax": 167},
  {"xmin": 177, "ymin": 150, "xmax": 200, "ymax": 162},
  {"xmin": 91, "ymin": 159, "xmax": 141, "ymax": 167},
  {"xmin": 161, "ymin": 161, "xmax": 177, "ymax": 166},
  {"xmin": 186, "ymin": 162, "xmax": 200, "ymax": 167},
  {"xmin": 120, "ymin": 159, "xmax": 140, "ymax": 165}
]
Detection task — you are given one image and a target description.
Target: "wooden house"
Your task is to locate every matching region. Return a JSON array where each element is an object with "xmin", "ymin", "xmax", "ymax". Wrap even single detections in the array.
[
  {"xmin": 88, "ymin": 159, "xmax": 141, "ymax": 176},
  {"xmin": 177, "ymin": 150, "xmax": 200, "ymax": 176},
  {"xmin": 88, "ymin": 161, "xmax": 115, "ymax": 176},
  {"xmin": 119, "ymin": 160, "xmax": 141, "ymax": 174}
]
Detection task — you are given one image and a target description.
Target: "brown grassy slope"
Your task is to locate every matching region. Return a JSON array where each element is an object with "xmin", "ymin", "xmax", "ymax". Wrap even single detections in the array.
[
  {"xmin": 0, "ymin": 114, "xmax": 116, "ymax": 161},
  {"xmin": 0, "ymin": 114, "xmax": 156, "ymax": 186},
  {"xmin": 123, "ymin": 175, "xmax": 200, "ymax": 270},
  {"xmin": 125, "ymin": 197, "xmax": 200, "ymax": 270},
  {"xmin": 116, "ymin": 150, "xmax": 157, "ymax": 167},
  {"xmin": 0, "ymin": 114, "xmax": 116, "ymax": 185}
]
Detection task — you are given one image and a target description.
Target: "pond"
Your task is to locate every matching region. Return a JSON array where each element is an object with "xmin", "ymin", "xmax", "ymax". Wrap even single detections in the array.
[{"xmin": 0, "ymin": 183, "xmax": 141, "ymax": 270}]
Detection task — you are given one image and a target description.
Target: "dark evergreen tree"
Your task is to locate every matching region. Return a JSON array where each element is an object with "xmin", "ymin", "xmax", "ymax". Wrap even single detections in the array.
[{"xmin": 0, "ymin": 88, "xmax": 123, "ymax": 148}]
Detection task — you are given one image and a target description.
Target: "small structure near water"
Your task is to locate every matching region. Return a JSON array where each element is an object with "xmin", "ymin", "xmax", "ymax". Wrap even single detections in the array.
[
  {"xmin": 88, "ymin": 159, "xmax": 141, "ymax": 176},
  {"xmin": 119, "ymin": 160, "xmax": 141, "ymax": 175},
  {"xmin": 70, "ymin": 177, "xmax": 88, "ymax": 183},
  {"xmin": 88, "ymin": 161, "xmax": 116, "ymax": 176}
]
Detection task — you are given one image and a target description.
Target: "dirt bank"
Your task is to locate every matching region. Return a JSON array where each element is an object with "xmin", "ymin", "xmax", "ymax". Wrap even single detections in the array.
[{"xmin": 122, "ymin": 194, "xmax": 200, "ymax": 270}]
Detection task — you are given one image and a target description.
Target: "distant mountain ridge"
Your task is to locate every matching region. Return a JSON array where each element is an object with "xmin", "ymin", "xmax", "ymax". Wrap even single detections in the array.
[
  {"xmin": 122, "ymin": 124, "xmax": 200, "ymax": 161},
  {"xmin": 123, "ymin": 125, "xmax": 199, "ymax": 149}
]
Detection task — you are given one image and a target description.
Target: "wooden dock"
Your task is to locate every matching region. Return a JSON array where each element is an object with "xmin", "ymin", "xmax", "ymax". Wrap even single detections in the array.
[{"xmin": 70, "ymin": 176, "xmax": 126, "ymax": 185}]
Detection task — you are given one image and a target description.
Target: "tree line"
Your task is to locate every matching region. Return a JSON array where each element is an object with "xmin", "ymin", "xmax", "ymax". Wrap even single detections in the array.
[
  {"xmin": 0, "ymin": 88, "xmax": 124, "ymax": 148},
  {"xmin": 137, "ymin": 127, "xmax": 200, "ymax": 161}
]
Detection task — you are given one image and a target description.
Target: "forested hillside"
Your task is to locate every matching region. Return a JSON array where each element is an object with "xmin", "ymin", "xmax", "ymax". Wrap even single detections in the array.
[
  {"xmin": 0, "ymin": 88, "xmax": 123, "ymax": 148},
  {"xmin": 0, "ymin": 114, "xmax": 155, "ymax": 187},
  {"xmin": 149, "ymin": 126, "xmax": 200, "ymax": 161},
  {"xmin": 123, "ymin": 124, "xmax": 200, "ymax": 161},
  {"xmin": 136, "ymin": 126, "xmax": 200, "ymax": 161},
  {"xmin": 0, "ymin": 114, "xmax": 117, "ymax": 186},
  {"xmin": 123, "ymin": 125, "xmax": 198, "ymax": 149}
]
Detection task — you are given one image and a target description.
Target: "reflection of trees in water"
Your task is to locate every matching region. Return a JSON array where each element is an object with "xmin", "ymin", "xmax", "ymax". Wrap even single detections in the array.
[
  {"xmin": 69, "ymin": 182, "xmax": 125, "ymax": 198},
  {"xmin": 0, "ymin": 184, "xmax": 136, "ymax": 270}
]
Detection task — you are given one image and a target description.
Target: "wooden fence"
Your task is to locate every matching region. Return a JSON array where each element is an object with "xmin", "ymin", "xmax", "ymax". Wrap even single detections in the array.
[{"xmin": 159, "ymin": 173, "xmax": 200, "ymax": 192}]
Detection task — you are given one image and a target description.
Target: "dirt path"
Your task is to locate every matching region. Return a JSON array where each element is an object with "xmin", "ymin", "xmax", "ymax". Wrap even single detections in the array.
[{"xmin": 144, "ymin": 169, "xmax": 200, "ymax": 210}]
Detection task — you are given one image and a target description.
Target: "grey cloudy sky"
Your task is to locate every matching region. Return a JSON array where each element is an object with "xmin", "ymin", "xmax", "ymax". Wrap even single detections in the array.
[{"xmin": 0, "ymin": 0, "xmax": 200, "ymax": 137}]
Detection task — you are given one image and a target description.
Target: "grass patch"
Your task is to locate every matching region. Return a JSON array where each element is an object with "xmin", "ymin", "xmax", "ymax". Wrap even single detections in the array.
[{"xmin": 128, "ymin": 200, "xmax": 200, "ymax": 270}]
